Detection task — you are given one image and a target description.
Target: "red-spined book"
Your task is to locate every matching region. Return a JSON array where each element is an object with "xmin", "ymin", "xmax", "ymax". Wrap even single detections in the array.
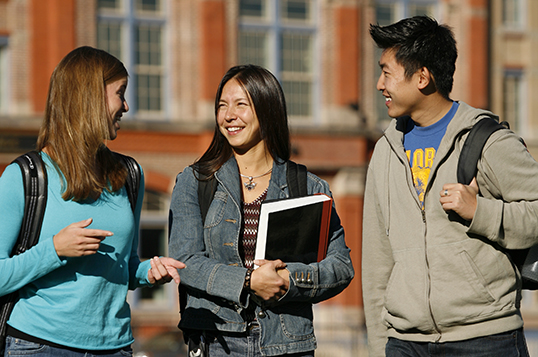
[{"xmin": 254, "ymin": 193, "xmax": 333, "ymax": 265}]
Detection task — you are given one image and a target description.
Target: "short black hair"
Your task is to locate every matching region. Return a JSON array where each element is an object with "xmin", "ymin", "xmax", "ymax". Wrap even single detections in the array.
[{"xmin": 370, "ymin": 16, "xmax": 457, "ymax": 99}]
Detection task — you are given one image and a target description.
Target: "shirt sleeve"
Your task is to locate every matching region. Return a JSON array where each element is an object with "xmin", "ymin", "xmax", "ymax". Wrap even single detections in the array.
[
  {"xmin": 468, "ymin": 130, "xmax": 538, "ymax": 249},
  {"xmin": 0, "ymin": 163, "xmax": 65, "ymax": 297},
  {"xmin": 277, "ymin": 173, "xmax": 355, "ymax": 304},
  {"xmin": 127, "ymin": 165, "xmax": 152, "ymax": 289}
]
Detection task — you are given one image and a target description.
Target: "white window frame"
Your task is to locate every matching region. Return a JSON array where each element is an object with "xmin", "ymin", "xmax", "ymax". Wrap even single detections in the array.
[
  {"xmin": 238, "ymin": 0, "xmax": 320, "ymax": 124},
  {"xmin": 502, "ymin": 0, "xmax": 526, "ymax": 30},
  {"xmin": 97, "ymin": 0, "xmax": 168, "ymax": 120},
  {"xmin": 503, "ymin": 69, "xmax": 527, "ymax": 137}
]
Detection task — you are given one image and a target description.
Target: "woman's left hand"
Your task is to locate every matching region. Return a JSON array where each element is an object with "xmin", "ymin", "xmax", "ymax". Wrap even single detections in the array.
[{"xmin": 147, "ymin": 256, "xmax": 186, "ymax": 285}]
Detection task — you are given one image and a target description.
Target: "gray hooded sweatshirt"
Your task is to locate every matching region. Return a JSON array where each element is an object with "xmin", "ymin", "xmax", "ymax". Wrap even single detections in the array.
[{"xmin": 362, "ymin": 102, "xmax": 538, "ymax": 356}]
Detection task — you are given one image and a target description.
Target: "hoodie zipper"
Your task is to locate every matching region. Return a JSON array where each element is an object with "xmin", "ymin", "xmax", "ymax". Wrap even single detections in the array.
[
  {"xmin": 387, "ymin": 129, "xmax": 445, "ymax": 340},
  {"xmin": 422, "ymin": 202, "xmax": 442, "ymax": 341}
]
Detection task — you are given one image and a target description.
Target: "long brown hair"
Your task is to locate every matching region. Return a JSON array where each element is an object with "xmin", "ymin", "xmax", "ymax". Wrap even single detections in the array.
[
  {"xmin": 37, "ymin": 46, "xmax": 129, "ymax": 201},
  {"xmin": 195, "ymin": 64, "xmax": 291, "ymax": 178}
]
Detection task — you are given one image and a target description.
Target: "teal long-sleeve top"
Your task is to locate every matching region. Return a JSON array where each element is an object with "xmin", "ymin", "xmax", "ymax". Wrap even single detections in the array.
[{"xmin": 0, "ymin": 152, "xmax": 151, "ymax": 350}]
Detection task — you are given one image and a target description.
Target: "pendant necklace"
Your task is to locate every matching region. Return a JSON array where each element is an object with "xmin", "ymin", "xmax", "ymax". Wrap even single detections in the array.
[{"xmin": 240, "ymin": 168, "xmax": 273, "ymax": 191}]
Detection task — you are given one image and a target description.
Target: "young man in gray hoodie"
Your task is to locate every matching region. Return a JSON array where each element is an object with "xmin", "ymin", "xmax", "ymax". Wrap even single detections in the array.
[{"xmin": 362, "ymin": 15, "xmax": 538, "ymax": 357}]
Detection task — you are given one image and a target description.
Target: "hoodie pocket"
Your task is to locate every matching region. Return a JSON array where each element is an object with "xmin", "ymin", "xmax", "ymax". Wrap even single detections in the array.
[{"xmin": 459, "ymin": 250, "xmax": 496, "ymax": 304}]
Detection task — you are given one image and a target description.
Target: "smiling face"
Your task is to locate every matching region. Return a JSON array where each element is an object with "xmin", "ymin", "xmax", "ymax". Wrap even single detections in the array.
[
  {"xmin": 105, "ymin": 77, "xmax": 129, "ymax": 140},
  {"xmin": 217, "ymin": 79, "xmax": 263, "ymax": 154},
  {"xmin": 377, "ymin": 49, "xmax": 422, "ymax": 119}
]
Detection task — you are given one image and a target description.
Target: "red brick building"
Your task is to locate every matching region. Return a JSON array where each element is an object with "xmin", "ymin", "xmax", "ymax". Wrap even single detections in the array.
[{"xmin": 0, "ymin": 0, "xmax": 494, "ymax": 354}]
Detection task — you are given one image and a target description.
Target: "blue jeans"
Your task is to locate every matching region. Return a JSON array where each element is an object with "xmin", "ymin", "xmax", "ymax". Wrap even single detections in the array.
[
  {"xmin": 385, "ymin": 329, "xmax": 530, "ymax": 357},
  {"xmin": 199, "ymin": 326, "xmax": 314, "ymax": 357},
  {"xmin": 4, "ymin": 336, "xmax": 133, "ymax": 357}
]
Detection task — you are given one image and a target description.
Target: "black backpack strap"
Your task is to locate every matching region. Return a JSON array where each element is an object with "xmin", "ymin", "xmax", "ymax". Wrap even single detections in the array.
[
  {"xmin": 457, "ymin": 117, "xmax": 507, "ymax": 185},
  {"xmin": 197, "ymin": 173, "xmax": 217, "ymax": 225},
  {"xmin": 179, "ymin": 167, "xmax": 217, "ymax": 316},
  {"xmin": 455, "ymin": 118, "xmax": 538, "ymax": 288},
  {"xmin": 11, "ymin": 151, "xmax": 48, "ymax": 254},
  {"xmin": 286, "ymin": 160, "xmax": 308, "ymax": 198},
  {"xmin": 1, "ymin": 151, "xmax": 48, "ymax": 352},
  {"xmin": 114, "ymin": 153, "xmax": 141, "ymax": 213}
]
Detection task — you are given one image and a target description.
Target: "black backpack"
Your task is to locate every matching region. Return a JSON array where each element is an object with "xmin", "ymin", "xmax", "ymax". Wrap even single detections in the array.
[
  {"xmin": 457, "ymin": 117, "xmax": 538, "ymax": 290},
  {"xmin": 0, "ymin": 151, "xmax": 141, "ymax": 354},
  {"xmin": 178, "ymin": 160, "xmax": 308, "ymax": 316}
]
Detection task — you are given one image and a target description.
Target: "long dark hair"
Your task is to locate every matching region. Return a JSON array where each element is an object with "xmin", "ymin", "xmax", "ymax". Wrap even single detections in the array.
[{"xmin": 194, "ymin": 64, "xmax": 291, "ymax": 178}]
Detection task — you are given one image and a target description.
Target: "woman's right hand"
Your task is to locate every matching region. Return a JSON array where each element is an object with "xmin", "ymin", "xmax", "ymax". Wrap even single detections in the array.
[
  {"xmin": 53, "ymin": 218, "xmax": 113, "ymax": 257},
  {"xmin": 250, "ymin": 259, "xmax": 289, "ymax": 301}
]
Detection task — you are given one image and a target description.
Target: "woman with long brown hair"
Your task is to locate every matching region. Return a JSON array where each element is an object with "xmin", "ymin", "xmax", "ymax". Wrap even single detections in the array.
[
  {"xmin": 169, "ymin": 64, "xmax": 354, "ymax": 356},
  {"xmin": 0, "ymin": 46, "xmax": 184, "ymax": 356}
]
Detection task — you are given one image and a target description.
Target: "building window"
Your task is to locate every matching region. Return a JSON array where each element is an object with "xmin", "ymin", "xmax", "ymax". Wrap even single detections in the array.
[
  {"xmin": 408, "ymin": 4, "xmax": 433, "ymax": 17},
  {"xmin": 97, "ymin": 0, "xmax": 166, "ymax": 119},
  {"xmin": 0, "ymin": 37, "xmax": 8, "ymax": 114},
  {"xmin": 238, "ymin": 0, "xmax": 317, "ymax": 123},
  {"xmin": 98, "ymin": 0, "xmax": 121, "ymax": 11},
  {"xmin": 97, "ymin": 22, "xmax": 122, "ymax": 59},
  {"xmin": 239, "ymin": 31, "xmax": 269, "ymax": 68},
  {"xmin": 503, "ymin": 70, "xmax": 525, "ymax": 134},
  {"xmin": 142, "ymin": 189, "xmax": 168, "ymax": 212},
  {"xmin": 503, "ymin": 0, "xmax": 524, "ymax": 29},
  {"xmin": 240, "ymin": 0, "xmax": 268, "ymax": 18},
  {"xmin": 138, "ymin": 227, "xmax": 167, "ymax": 302}
]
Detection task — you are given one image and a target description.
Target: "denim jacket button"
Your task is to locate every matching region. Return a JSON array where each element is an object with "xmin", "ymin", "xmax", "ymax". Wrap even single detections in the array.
[{"xmin": 257, "ymin": 310, "xmax": 267, "ymax": 318}]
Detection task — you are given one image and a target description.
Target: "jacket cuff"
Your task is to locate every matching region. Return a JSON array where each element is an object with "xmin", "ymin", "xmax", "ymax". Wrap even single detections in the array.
[
  {"xmin": 467, "ymin": 196, "xmax": 503, "ymax": 242},
  {"xmin": 279, "ymin": 262, "xmax": 316, "ymax": 300}
]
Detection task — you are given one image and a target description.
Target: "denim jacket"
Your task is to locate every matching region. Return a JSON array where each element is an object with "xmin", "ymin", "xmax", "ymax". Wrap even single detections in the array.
[{"xmin": 168, "ymin": 157, "xmax": 354, "ymax": 356}]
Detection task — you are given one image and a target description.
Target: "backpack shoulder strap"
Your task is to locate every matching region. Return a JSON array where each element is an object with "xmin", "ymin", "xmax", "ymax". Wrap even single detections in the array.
[
  {"xmin": 195, "ymin": 168, "xmax": 217, "ymax": 225},
  {"xmin": 11, "ymin": 151, "xmax": 48, "ymax": 256},
  {"xmin": 286, "ymin": 160, "xmax": 308, "ymax": 198},
  {"xmin": 114, "ymin": 153, "xmax": 141, "ymax": 213},
  {"xmin": 180, "ymin": 166, "xmax": 216, "ymax": 316},
  {"xmin": 1, "ymin": 151, "xmax": 48, "ymax": 350},
  {"xmin": 457, "ymin": 117, "xmax": 508, "ymax": 185}
]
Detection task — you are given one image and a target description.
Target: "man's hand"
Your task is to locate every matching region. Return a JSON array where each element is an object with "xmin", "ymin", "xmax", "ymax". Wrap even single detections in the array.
[
  {"xmin": 440, "ymin": 178, "xmax": 479, "ymax": 221},
  {"xmin": 147, "ymin": 256, "xmax": 186, "ymax": 285}
]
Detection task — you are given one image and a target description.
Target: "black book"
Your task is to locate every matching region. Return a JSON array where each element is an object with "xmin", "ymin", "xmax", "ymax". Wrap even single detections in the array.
[{"xmin": 254, "ymin": 193, "xmax": 332, "ymax": 265}]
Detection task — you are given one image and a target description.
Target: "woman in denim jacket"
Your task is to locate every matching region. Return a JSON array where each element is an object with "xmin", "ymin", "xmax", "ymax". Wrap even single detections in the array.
[{"xmin": 168, "ymin": 65, "xmax": 354, "ymax": 357}]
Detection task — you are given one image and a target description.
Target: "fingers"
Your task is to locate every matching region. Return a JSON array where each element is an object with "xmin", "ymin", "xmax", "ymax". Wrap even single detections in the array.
[
  {"xmin": 53, "ymin": 218, "xmax": 113, "ymax": 257},
  {"xmin": 76, "ymin": 218, "xmax": 93, "ymax": 228},
  {"xmin": 439, "ymin": 180, "xmax": 478, "ymax": 220},
  {"xmin": 148, "ymin": 257, "xmax": 186, "ymax": 285},
  {"xmin": 254, "ymin": 259, "xmax": 268, "ymax": 267},
  {"xmin": 469, "ymin": 177, "xmax": 478, "ymax": 190},
  {"xmin": 273, "ymin": 259, "xmax": 287, "ymax": 269},
  {"xmin": 70, "ymin": 218, "xmax": 114, "ymax": 239},
  {"xmin": 440, "ymin": 179, "xmax": 479, "ymax": 199},
  {"xmin": 250, "ymin": 263, "xmax": 288, "ymax": 301},
  {"xmin": 149, "ymin": 256, "xmax": 169, "ymax": 284},
  {"xmin": 254, "ymin": 259, "xmax": 287, "ymax": 269},
  {"xmin": 163, "ymin": 258, "xmax": 186, "ymax": 270}
]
